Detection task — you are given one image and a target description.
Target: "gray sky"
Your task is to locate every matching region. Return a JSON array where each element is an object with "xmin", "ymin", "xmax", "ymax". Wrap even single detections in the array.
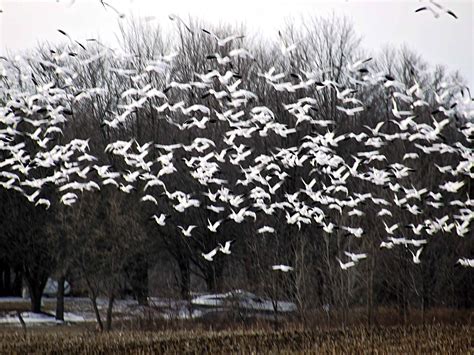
[{"xmin": 1, "ymin": 0, "xmax": 472, "ymax": 89}]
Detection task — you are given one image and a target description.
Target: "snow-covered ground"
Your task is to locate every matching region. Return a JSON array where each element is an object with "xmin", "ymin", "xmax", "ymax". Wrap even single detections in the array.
[
  {"xmin": 191, "ymin": 289, "xmax": 297, "ymax": 312},
  {"xmin": 0, "ymin": 290, "xmax": 296, "ymax": 325},
  {"xmin": 0, "ymin": 311, "xmax": 88, "ymax": 325},
  {"xmin": 148, "ymin": 290, "xmax": 296, "ymax": 320}
]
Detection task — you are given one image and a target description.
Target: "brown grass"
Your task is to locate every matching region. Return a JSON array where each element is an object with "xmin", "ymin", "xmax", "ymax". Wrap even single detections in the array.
[
  {"xmin": 0, "ymin": 303, "xmax": 472, "ymax": 353},
  {"xmin": 0, "ymin": 324, "xmax": 472, "ymax": 354}
]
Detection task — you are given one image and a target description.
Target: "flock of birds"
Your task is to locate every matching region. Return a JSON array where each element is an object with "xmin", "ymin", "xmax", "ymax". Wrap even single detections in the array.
[{"xmin": 0, "ymin": 1, "xmax": 472, "ymax": 275}]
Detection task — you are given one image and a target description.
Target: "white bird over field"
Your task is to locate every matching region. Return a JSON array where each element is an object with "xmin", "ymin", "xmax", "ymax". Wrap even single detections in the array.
[
  {"xmin": 336, "ymin": 257, "xmax": 356, "ymax": 270},
  {"xmin": 272, "ymin": 264, "xmax": 294, "ymax": 272},
  {"xmin": 178, "ymin": 225, "xmax": 197, "ymax": 237},
  {"xmin": 380, "ymin": 241, "xmax": 394, "ymax": 249},
  {"xmin": 152, "ymin": 214, "xmax": 169, "ymax": 227},
  {"xmin": 141, "ymin": 194, "xmax": 158, "ymax": 205},
  {"xmin": 456, "ymin": 258, "xmax": 474, "ymax": 267},
  {"xmin": 207, "ymin": 218, "xmax": 224, "ymax": 233},
  {"xmin": 409, "ymin": 247, "xmax": 424, "ymax": 264},
  {"xmin": 344, "ymin": 251, "xmax": 368, "ymax": 262},
  {"xmin": 202, "ymin": 247, "xmax": 219, "ymax": 261},
  {"xmin": 258, "ymin": 67, "xmax": 285, "ymax": 82},
  {"xmin": 257, "ymin": 226, "xmax": 276, "ymax": 234},
  {"xmin": 35, "ymin": 198, "xmax": 51, "ymax": 209},
  {"xmin": 201, "ymin": 29, "xmax": 245, "ymax": 46},
  {"xmin": 384, "ymin": 222, "xmax": 399, "ymax": 235},
  {"xmin": 415, "ymin": 0, "xmax": 458, "ymax": 19},
  {"xmin": 218, "ymin": 240, "xmax": 235, "ymax": 254},
  {"xmin": 336, "ymin": 105, "xmax": 364, "ymax": 116},
  {"xmin": 439, "ymin": 180, "xmax": 465, "ymax": 193}
]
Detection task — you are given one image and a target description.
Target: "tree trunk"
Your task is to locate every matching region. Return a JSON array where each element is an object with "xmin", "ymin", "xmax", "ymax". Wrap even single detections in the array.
[
  {"xmin": 83, "ymin": 273, "xmax": 103, "ymax": 331},
  {"xmin": 177, "ymin": 257, "xmax": 190, "ymax": 300},
  {"xmin": 367, "ymin": 242, "xmax": 376, "ymax": 328},
  {"xmin": 0, "ymin": 262, "xmax": 10, "ymax": 296},
  {"xmin": 12, "ymin": 267, "xmax": 23, "ymax": 297},
  {"xmin": 128, "ymin": 257, "xmax": 149, "ymax": 305},
  {"xmin": 23, "ymin": 270, "xmax": 47, "ymax": 313},
  {"xmin": 272, "ymin": 273, "xmax": 279, "ymax": 331},
  {"xmin": 105, "ymin": 294, "xmax": 115, "ymax": 331},
  {"xmin": 90, "ymin": 295, "xmax": 104, "ymax": 332},
  {"xmin": 204, "ymin": 269, "xmax": 216, "ymax": 293},
  {"xmin": 204, "ymin": 264, "xmax": 224, "ymax": 293},
  {"xmin": 55, "ymin": 275, "xmax": 66, "ymax": 321},
  {"xmin": 30, "ymin": 287, "xmax": 43, "ymax": 314}
]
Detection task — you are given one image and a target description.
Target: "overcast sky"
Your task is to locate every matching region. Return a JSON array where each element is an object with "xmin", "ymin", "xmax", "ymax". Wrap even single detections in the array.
[{"xmin": 0, "ymin": 0, "xmax": 472, "ymax": 88}]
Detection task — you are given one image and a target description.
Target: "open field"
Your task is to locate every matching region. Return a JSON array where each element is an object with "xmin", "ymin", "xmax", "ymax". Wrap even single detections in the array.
[{"xmin": 0, "ymin": 324, "xmax": 472, "ymax": 354}]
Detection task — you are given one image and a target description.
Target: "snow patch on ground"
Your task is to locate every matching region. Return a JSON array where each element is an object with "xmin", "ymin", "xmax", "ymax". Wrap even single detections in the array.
[
  {"xmin": 0, "ymin": 311, "xmax": 88, "ymax": 325},
  {"xmin": 191, "ymin": 289, "xmax": 297, "ymax": 312}
]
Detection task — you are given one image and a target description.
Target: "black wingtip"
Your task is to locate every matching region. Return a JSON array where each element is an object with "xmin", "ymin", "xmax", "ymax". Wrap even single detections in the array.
[
  {"xmin": 75, "ymin": 40, "xmax": 86, "ymax": 51},
  {"xmin": 447, "ymin": 10, "xmax": 458, "ymax": 19}
]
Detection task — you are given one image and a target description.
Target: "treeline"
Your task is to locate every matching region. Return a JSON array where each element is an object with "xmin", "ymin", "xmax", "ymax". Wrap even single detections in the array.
[{"xmin": 0, "ymin": 15, "xmax": 472, "ymax": 331}]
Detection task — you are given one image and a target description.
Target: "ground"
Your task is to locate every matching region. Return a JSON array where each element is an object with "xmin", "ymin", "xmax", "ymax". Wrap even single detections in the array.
[
  {"xmin": 0, "ymin": 296, "xmax": 472, "ymax": 353},
  {"xmin": 0, "ymin": 324, "xmax": 472, "ymax": 353}
]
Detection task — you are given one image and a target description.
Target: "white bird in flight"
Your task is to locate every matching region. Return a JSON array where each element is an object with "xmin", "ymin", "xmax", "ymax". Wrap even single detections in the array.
[
  {"xmin": 272, "ymin": 264, "xmax": 293, "ymax": 272},
  {"xmin": 344, "ymin": 251, "xmax": 368, "ymax": 262},
  {"xmin": 409, "ymin": 247, "xmax": 424, "ymax": 264},
  {"xmin": 207, "ymin": 218, "xmax": 224, "ymax": 233},
  {"xmin": 257, "ymin": 226, "xmax": 276, "ymax": 234},
  {"xmin": 201, "ymin": 29, "xmax": 245, "ymax": 46},
  {"xmin": 178, "ymin": 225, "xmax": 197, "ymax": 237},
  {"xmin": 152, "ymin": 214, "xmax": 168, "ymax": 227},
  {"xmin": 218, "ymin": 240, "xmax": 235, "ymax": 255},
  {"xmin": 202, "ymin": 247, "xmax": 219, "ymax": 261},
  {"xmin": 336, "ymin": 257, "xmax": 356, "ymax": 270},
  {"xmin": 456, "ymin": 258, "xmax": 474, "ymax": 268}
]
